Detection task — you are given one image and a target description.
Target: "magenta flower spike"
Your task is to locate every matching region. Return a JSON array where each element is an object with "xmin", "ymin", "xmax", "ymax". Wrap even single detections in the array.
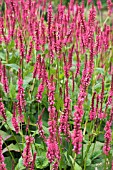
[
  {"xmin": 103, "ymin": 121, "xmax": 112, "ymax": 155},
  {"xmin": 22, "ymin": 135, "xmax": 34, "ymax": 168},
  {"xmin": 0, "ymin": 136, "xmax": 7, "ymax": 170},
  {"xmin": 0, "ymin": 98, "xmax": 6, "ymax": 121},
  {"xmin": 16, "ymin": 68, "xmax": 26, "ymax": 122},
  {"xmin": 1, "ymin": 65, "xmax": 9, "ymax": 94},
  {"xmin": 11, "ymin": 102, "xmax": 20, "ymax": 134}
]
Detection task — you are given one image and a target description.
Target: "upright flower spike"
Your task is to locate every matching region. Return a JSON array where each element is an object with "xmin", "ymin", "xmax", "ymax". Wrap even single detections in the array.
[
  {"xmin": 47, "ymin": 77, "xmax": 60, "ymax": 169},
  {"xmin": 26, "ymin": 40, "xmax": 33, "ymax": 63},
  {"xmin": 36, "ymin": 81, "xmax": 44, "ymax": 103},
  {"xmin": 47, "ymin": 2, "xmax": 54, "ymax": 63},
  {"xmin": 0, "ymin": 136, "xmax": 7, "ymax": 170},
  {"xmin": 37, "ymin": 108, "xmax": 46, "ymax": 142},
  {"xmin": 68, "ymin": 45, "xmax": 74, "ymax": 68},
  {"xmin": 30, "ymin": 152, "xmax": 36, "ymax": 170},
  {"xmin": 0, "ymin": 98, "xmax": 6, "ymax": 121},
  {"xmin": 75, "ymin": 50, "xmax": 80, "ymax": 78},
  {"xmin": 33, "ymin": 54, "xmax": 41, "ymax": 78},
  {"xmin": 98, "ymin": 77, "xmax": 106, "ymax": 119},
  {"xmin": 72, "ymin": 37, "xmax": 95, "ymax": 154},
  {"xmin": 89, "ymin": 92, "xmax": 96, "ymax": 120},
  {"xmin": 88, "ymin": 0, "xmax": 92, "ymax": 5},
  {"xmin": 11, "ymin": 102, "xmax": 20, "ymax": 134},
  {"xmin": 71, "ymin": 105, "xmax": 83, "ymax": 154},
  {"xmin": 59, "ymin": 94, "xmax": 71, "ymax": 141},
  {"xmin": 18, "ymin": 29, "xmax": 25, "ymax": 61},
  {"xmin": 107, "ymin": 75, "xmax": 113, "ymax": 107},
  {"xmin": 35, "ymin": 22, "xmax": 40, "ymax": 51},
  {"xmin": 0, "ymin": 17, "xmax": 10, "ymax": 44},
  {"xmin": 22, "ymin": 135, "xmax": 34, "ymax": 168},
  {"xmin": 47, "ymin": 2, "xmax": 53, "ymax": 35},
  {"xmin": 110, "ymin": 104, "xmax": 113, "ymax": 123},
  {"xmin": 1, "ymin": 65, "xmax": 9, "ymax": 94},
  {"xmin": 103, "ymin": 121, "xmax": 112, "ymax": 155},
  {"xmin": 97, "ymin": 0, "xmax": 102, "ymax": 10},
  {"xmin": 95, "ymin": 27, "xmax": 102, "ymax": 55},
  {"xmin": 88, "ymin": 5, "xmax": 96, "ymax": 47},
  {"xmin": 40, "ymin": 17, "xmax": 46, "ymax": 51},
  {"xmin": 16, "ymin": 68, "xmax": 26, "ymax": 122},
  {"xmin": 107, "ymin": 0, "xmax": 113, "ymax": 16}
]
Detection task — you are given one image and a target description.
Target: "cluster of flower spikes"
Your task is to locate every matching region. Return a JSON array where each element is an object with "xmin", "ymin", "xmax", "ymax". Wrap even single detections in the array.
[
  {"xmin": 46, "ymin": 76, "xmax": 60, "ymax": 170},
  {"xmin": 2, "ymin": 0, "xmax": 113, "ymax": 168},
  {"xmin": 59, "ymin": 51, "xmax": 72, "ymax": 141},
  {"xmin": 103, "ymin": 74, "xmax": 113, "ymax": 156},
  {"xmin": 72, "ymin": 30, "xmax": 95, "ymax": 155},
  {"xmin": 35, "ymin": 56, "xmax": 48, "ymax": 103}
]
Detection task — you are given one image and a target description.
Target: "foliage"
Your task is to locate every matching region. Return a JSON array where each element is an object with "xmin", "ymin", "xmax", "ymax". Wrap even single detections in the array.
[{"xmin": 0, "ymin": 0, "xmax": 113, "ymax": 170}]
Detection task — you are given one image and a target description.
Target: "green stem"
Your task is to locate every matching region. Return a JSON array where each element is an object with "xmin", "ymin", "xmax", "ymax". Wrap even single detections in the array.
[
  {"xmin": 104, "ymin": 156, "xmax": 107, "ymax": 170},
  {"xmin": 2, "ymin": 137, "xmax": 16, "ymax": 164}
]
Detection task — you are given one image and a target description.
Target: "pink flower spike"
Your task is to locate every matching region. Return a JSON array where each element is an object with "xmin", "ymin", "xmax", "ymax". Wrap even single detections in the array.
[
  {"xmin": 22, "ymin": 135, "xmax": 34, "ymax": 168},
  {"xmin": 0, "ymin": 98, "xmax": 6, "ymax": 121},
  {"xmin": 97, "ymin": 0, "xmax": 102, "ymax": 10},
  {"xmin": 11, "ymin": 103, "xmax": 20, "ymax": 134},
  {"xmin": 103, "ymin": 121, "xmax": 111, "ymax": 155},
  {"xmin": 0, "ymin": 136, "xmax": 7, "ymax": 170}
]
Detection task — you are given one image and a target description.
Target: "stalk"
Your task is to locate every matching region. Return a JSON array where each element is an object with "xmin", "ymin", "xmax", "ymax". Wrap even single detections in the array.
[{"xmin": 2, "ymin": 137, "xmax": 16, "ymax": 164}]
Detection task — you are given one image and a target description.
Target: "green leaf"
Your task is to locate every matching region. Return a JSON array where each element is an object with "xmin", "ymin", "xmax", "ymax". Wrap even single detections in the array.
[
  {"xmin": 94, "ymin": 83, "xmax": 101, "ymax": 91},
  {"xmin": 23, "ymin": 74, "xmax": 33, "ymax": 89},
  {"xmin": 86, "ymin": 158, "xmax": 91, "ymax": 166},
  {"xmin": 5, "ymin": 110, "xmax": 15, "ymax": 131},
  {"xmin": 36, "ymin": 156, "xmax": 49, "ymax": 169},
  {"xmin": 95, "ymin": 68, "xmax": 104, "ymax": 75},
  {"xmin": 15, "ymin": 157, "xmax": 25, "ymax": 170},
  {"xmin": 97, "ymin": 134, "xmax": 104, "ymax": 142},
  {"xmin": 83, "ymin": 141, "xmax": 103, "ymax": 160},
  {"xmin": 9, "ymin": 81, "xmax": 16, "ymax": 99},
  {"xmin": 5, "ymin": 64, "xmax": 19, "ymax": 71},
  {"xmin": 4, "ymin": 157, "xmax": 12, "ymax": 170},
  {"xmin": 6, "ymin": 110, "xmax": 12, "ymax": 119},
  {"xmin": 55, "ymin": 93, "xmax": 64, "ymax": 111},
  {"xmin": 70, "ymin": 66, "xmax": 76, "ymax": 72},
  {"xmin": 69, "ymin": 155, "xmax": 82, "ymax": 170},
  {"xmin": 74, "ymin": 162, "xmax": 82, "ymax": 170},
  {"xmin": 91, "ymin": 150, "xmax": 102, "ymax": 161},
  {"xmin": 8, "ymin": 40, "xmax": 15, "ymax": 50},
  {"xmin": 2, "ymin": 143, "xmax": 20, "ymax": 154},
  {"xmin": 0, "ymin": 130, "xmax": 11, "ymax": 141},
  {"xmin": 0, "ymin": 52, "xmax": 5, "ymax": 60}
]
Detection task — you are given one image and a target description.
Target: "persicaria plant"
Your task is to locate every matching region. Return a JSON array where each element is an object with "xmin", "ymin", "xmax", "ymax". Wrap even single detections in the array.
[{"xmin": 0, "ymin": 0, "xmax": 113, "ymax": 169}]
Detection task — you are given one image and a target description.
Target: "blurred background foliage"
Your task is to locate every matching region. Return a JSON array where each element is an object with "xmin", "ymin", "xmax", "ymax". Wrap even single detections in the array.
[
  {"xmin": 53, "ymin": 0, "xmax": 107, "ymax": 6},
  {"xmin": 0, "ymin": 0, "xmax": 109, "ymax": 14}
]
